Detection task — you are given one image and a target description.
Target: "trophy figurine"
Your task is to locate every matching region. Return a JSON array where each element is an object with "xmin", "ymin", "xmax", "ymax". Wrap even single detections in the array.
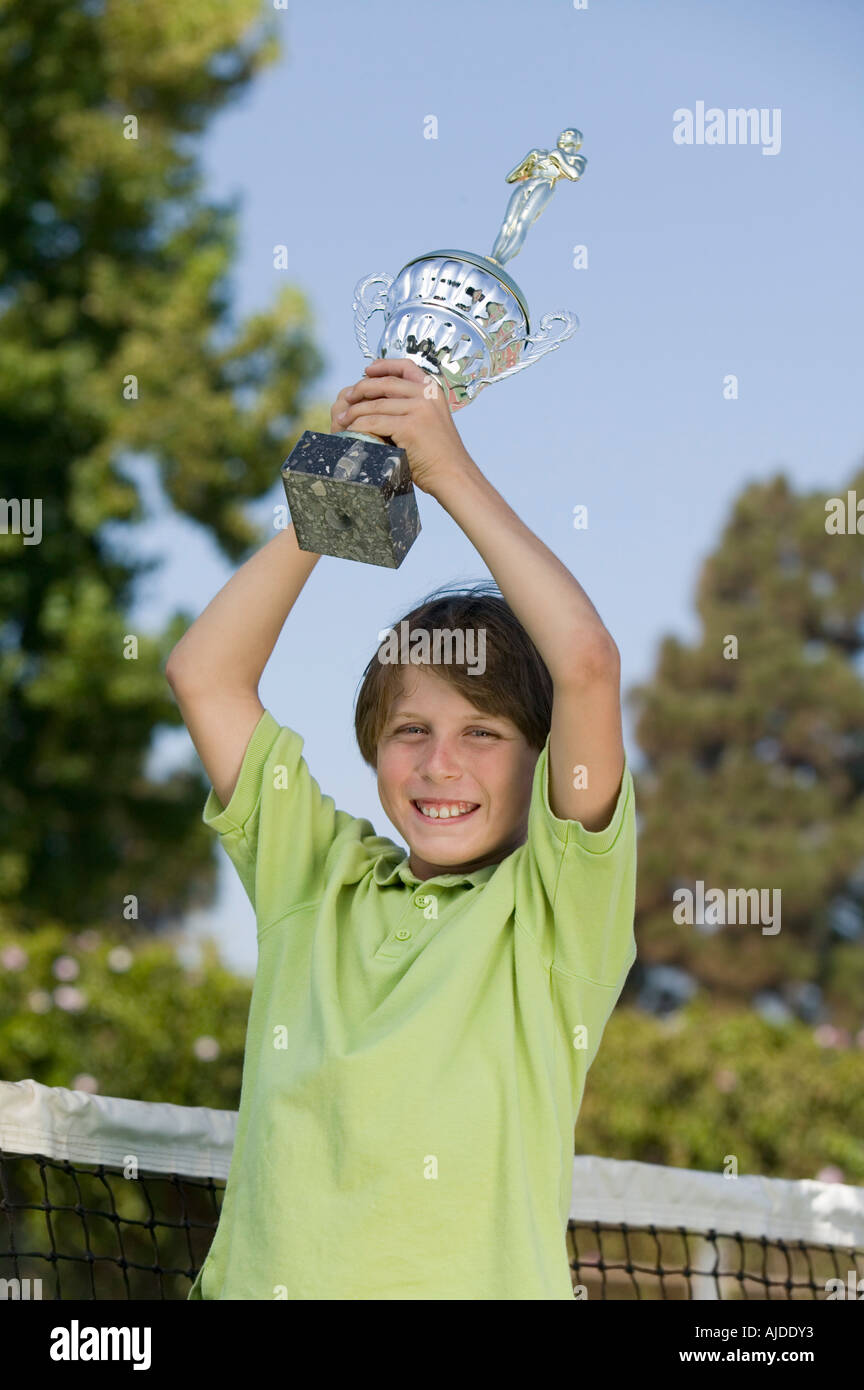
[{"xmin": 282, "ymin": 129, "xmax": 588, "ymax": 568}]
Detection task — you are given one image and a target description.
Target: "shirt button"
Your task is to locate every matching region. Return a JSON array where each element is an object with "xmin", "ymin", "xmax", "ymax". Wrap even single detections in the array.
[
  {"xmin": 395, "ymin": 929, "xmax": 411, "ymax": 941},
  {"xmin": 413, "ymin": 894, "xmax": 429, "ymax": 907}
]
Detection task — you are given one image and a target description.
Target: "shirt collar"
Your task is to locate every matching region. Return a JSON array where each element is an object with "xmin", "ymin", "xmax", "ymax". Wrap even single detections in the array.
[{"xmin": 371, "ymin": 850, "xmax": 498, "ymax": 889}]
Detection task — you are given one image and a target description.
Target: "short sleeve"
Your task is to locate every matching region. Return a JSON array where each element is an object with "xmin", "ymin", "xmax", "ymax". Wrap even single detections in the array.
[
  {"xmin": 513, "ymin": 733, "xmax": 637, "ymax": 986},
  {"xmin": 202, "ymin": 709, "xmax": 360, "ymax": 930}
]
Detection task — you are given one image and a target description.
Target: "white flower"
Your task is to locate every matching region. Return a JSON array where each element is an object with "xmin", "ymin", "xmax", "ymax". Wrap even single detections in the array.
[
  {"xmin": 107, "ymin": 946, "xmax": 134, "ymax": 973},
  {"xmin": 27, "ymin": 990, "xmax": 52, "ymax": 1013},
  {"xmin": 54, "ymin": 986, "xmax": 86, "ymax": 1012},
  {"xmin": 193, "ymin": 1036, "xmax": 220, "ymax": 1061}
]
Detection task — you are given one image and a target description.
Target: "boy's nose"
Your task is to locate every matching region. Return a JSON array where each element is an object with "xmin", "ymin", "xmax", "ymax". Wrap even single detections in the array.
[{"xmin": 418, "ymin": 741, "xmax": 463, "ymax": 778}]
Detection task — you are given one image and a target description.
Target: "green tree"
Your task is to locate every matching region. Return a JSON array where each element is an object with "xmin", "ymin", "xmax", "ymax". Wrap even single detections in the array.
[
  {"xmin": 0, "ymin": 0, "xmax": 325, "ymax": 929},
  {"xmin": 627, "ymin": 466, "xmax": 864, "ymax": 1025}
]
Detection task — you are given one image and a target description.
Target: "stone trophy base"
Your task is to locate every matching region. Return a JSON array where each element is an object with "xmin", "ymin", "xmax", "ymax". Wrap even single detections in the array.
[{"xmin": 281, "ymin": 429, "xmax": 421, "ymax": 569}]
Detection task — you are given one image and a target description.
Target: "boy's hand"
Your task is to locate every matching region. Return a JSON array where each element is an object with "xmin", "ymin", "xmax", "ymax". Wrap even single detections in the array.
[{"xmin": 331, "ymin": 358, "xmax": 472, "ymax": 495}]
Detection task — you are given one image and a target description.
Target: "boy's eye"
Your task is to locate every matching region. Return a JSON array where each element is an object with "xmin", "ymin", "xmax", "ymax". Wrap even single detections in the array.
[{"xmin": 394, "ymin": 725, "xmax": 497, "ymax": 738}]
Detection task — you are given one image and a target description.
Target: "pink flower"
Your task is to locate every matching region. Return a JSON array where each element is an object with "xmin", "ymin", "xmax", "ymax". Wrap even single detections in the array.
[
  {"xmin": 52, "ymin": 956, "xmax": 79, "ymax": 982},
  {"xmin": 813, "ymin": 1025, "xmax": 840, "ymax": 1048},
  {"xmin": 815, "ymin": 1165, "xmax": 844, "ymax": 1184},
  {"xmin": 54, "ymin": 986, "xmax": 86, "ymax": 1012},
  {"xmin": 72, "ymin": 1075, "xmax": 100, "ymax": 1093}
]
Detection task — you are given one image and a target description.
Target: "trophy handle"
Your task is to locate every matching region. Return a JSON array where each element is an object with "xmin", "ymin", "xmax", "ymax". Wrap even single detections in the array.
[
  {"xmin": 352, "ymin": 273, "xmax": 393, "ymax": 359},
  {"xmin": 466, "ymin": 310, "xmax": 580, "ymax": 399}
]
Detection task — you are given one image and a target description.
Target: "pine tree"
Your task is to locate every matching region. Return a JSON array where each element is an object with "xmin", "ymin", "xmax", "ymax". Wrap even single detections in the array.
[
  {"xmin": 628, "ymin": 465, "xmax": 864, "ymax": 1027},
  {"xmin": 0, "ymin": 0, "xmax": 324, "ymax": 929}
]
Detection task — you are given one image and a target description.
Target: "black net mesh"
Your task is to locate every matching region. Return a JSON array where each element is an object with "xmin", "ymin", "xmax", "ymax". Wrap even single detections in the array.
[{"xmin": 2, "ymin": 1145, "xmax": 862, "ymax": 1300}]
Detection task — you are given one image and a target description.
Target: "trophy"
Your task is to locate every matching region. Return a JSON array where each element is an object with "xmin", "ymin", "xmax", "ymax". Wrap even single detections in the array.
[{"xmin": 281, "ymin": 129, "xmax": 588, "ymax": 568}]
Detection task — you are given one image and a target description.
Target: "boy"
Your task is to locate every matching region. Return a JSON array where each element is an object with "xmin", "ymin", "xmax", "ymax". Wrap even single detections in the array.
[{"xmin": 166, "ymin": 358, "xmax": 636, "ymax": 1300}]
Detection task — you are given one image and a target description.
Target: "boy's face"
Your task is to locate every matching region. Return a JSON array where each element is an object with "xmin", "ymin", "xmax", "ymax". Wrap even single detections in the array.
[{"xmin": 376, "ymin": 666, "xmax": 539, "ymax": 880}]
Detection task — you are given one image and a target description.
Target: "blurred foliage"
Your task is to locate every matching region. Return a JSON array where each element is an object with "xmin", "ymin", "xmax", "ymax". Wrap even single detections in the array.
[
  {"xmin": 0, "ymin": 910, "xmax": 249, "ymax": 1298},
  {"xmin": 0, "ymin": 916, "xmax": 252, "ymax": 1107},
  {"xmin": 0, "ymin": 0, "xmax": 326, "ymax": 929},
  {"xmin": 581, "ymin": 998, "xmax": 864, "ymax": 1183},
  {"xmin": 628, "ymin": 468, "xmax": 864, "ymax": 1022}
]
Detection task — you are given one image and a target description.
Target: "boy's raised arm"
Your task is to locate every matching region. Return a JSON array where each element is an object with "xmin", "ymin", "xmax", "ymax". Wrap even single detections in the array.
[
  {"xmin": 335, "ymin": 358, "xmax": 624, "ymax": 833},
  {"xmin": 166, "ymin": 385, "xmax": 367, "ymax": 807},
  {"xmin": 165, "ymin": 522, "xmax": 321, "ymax": 810},
  {"xmin": 428, "ymin": 458, "xmax": 625, "ymax": 834}
]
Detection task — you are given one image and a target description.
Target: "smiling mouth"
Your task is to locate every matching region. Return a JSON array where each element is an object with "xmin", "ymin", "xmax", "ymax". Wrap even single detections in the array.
[{"xmin": 411, "ymin": 800, "xmax": 480, "ymax": 824}]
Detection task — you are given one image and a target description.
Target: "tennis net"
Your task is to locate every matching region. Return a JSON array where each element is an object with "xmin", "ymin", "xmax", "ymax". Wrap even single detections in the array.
[{"xmin": 2, "ymin": 1078, "xmax": 862, "ymax": 1300}]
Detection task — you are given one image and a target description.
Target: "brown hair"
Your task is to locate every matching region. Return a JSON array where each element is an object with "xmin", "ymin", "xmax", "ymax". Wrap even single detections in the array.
[{"xmin": 353, "ymin": 581, "xmax": 553, "ymax": 769}]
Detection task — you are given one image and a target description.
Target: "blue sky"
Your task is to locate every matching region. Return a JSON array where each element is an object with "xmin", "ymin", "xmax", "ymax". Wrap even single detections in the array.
[{"xmin": 127, "ymin": 0, "xmax": 864, "ymax": 974}]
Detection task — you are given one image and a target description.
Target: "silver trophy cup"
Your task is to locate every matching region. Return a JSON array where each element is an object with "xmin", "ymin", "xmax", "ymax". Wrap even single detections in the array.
[{"xmin": 282, "ymin": 130, "xmax": 587, "ymax": 568}]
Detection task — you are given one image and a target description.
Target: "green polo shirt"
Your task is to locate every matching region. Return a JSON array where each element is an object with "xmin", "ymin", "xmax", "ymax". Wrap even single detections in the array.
[{"xmin": 187, "ymin": 708, "xmax": 636, "ymax": 1301}]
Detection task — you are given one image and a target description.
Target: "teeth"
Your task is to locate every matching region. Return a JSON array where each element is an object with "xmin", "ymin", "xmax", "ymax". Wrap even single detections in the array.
[{"xmin": 416, "ymin": 801, "xmax": 475, "ymax": 820}]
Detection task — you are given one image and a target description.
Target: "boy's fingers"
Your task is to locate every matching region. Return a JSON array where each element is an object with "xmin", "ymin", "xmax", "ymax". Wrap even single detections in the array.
[
  {"xmin": 346, "ymin": 377, "xmax": 417, "ymax": 402},
  {"xmin": 344, "ymin": 398, "xmax": 413, "ymax": 420},
  {"xmin": 335, "ymin": 412, "xmax": 401, "ymax": 442},
  {"xmin": 330, "ymin": 392, "xmax": 353, "ymax": 432},
  {"xmin": 364, "ymin": 357, "xmax": 427, "ymax": 385}
]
